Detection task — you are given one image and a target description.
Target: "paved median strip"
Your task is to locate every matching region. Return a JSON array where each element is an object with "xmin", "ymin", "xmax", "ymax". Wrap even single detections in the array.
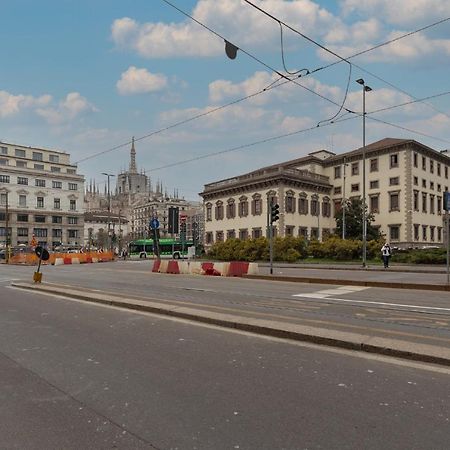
[{"xmin": 11, "ymin": 281, "xmax": 450, "ymax": 367}]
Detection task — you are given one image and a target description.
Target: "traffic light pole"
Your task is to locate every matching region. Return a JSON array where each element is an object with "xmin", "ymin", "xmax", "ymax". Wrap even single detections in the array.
[{"xmin": 268, "ymin": 206, "xmax": 273, "ymax": 275}]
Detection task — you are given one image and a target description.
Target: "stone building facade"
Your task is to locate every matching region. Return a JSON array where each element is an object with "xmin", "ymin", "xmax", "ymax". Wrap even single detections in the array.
[
  {"xmin": 200, "ymin": 138, "xmax": 450, "ymax": 248},
  {"xmin": 0, "ymin": 141, "xmax": 84, "ymax": 248}
]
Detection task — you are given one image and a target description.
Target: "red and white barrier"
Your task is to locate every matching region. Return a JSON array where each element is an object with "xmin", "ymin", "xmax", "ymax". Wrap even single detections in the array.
[{"xmin": 151, "ymin": 260, "xmax": 258, "ymax": 277}]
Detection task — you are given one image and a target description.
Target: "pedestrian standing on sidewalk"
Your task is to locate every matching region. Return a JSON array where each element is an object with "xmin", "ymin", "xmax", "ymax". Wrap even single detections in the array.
[{"xmin": 381, "ymin": 243, "xmax": 392, "ymax": 268}]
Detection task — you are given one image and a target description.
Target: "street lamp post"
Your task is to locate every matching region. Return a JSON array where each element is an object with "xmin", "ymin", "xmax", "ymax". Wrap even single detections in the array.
[
  {"xmin": 356, "ymin": 78, "xmax": 372, "ymax": 268},
  {"xmin": 342, "ymin": 157, "xmax": 347, "ymax": 240},
  {"xmin": 102, "ymin": 173, "xmax": 115, "ymax": 252}
]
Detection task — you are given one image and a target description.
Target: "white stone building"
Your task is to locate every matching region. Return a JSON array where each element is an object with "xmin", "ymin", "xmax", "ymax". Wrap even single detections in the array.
[
  {"xmin": 0, "ymin": 141, "xmax": 84, "ymax": 248},
  {"xmin": 200, "ymin": 138, "xmax": 450, "ymax": 248}
]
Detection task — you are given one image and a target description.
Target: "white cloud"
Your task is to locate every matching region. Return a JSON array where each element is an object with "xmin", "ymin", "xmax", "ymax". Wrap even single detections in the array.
[
  {"xmin": 0, "ymin": 91, "xmax": 51, "ymax": 118},
  {"xmin": 117, "ymin": 66, "xmax": 168, "ymax": 95},
  {"xmin": 340, "ymin": 0, "xmax": 450, "ymax": 27},
  {"xmin": 111, "ymin": 1, "xmax": 336, "ymax": 58},
  {"xmin": 36, "ymin": 92, "xmax": 97, "ymax": 125}
]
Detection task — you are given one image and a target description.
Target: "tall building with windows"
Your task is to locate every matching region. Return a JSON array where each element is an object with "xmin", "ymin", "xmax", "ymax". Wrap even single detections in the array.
[
  {"xmin": 200, "ymin": 138, "xmax": 450, "ymax": 248},
  {"xmin": 0, "ymin": 141, "xmax": 84, "ymax": 248}
]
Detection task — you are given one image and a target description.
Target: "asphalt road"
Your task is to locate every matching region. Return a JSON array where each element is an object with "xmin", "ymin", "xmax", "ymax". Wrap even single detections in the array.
[
  {"xmin": 1, "ymin": 281, "xmax": 450, "ymax": 449},
  {"xmin": 3, "ymin": 262, "xmax": 450, "ymax": 351}
]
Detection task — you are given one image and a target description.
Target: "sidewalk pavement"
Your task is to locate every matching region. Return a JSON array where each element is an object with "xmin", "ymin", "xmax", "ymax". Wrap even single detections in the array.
[
  {"xmin": 12, "ymin": 281, "xmax": 450, "ymax": 368},
  {"xmin": 252, "ymin": 263, "xmax": 450, "ymax": 291}
]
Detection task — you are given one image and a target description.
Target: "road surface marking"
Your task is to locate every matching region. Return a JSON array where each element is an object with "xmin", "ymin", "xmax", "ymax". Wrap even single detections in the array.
[
  {"xmin": 293, "ymin": 291, "xmax": 450, "ymax": 313},
  {"xmin": 293, "ymin": 286, "xmax": 370, "ymax": 299}
]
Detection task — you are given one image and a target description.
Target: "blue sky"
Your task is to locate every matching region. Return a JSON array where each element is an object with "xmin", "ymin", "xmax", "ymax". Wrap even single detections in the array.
[{"xmin": 1, "ymin": 0, "xmax": 450, "ymax": 200}]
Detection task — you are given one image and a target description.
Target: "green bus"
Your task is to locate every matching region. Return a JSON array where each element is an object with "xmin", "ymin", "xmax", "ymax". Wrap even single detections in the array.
[{"xmin": 128, "ymin": 238, "xmax": 194, "ymax": 259}]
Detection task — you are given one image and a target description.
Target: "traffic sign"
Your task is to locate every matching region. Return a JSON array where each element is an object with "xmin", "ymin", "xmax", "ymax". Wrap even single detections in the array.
[
  {"xmin": 35, "ymin": 246, "xmax": 50, "ymax": 261},
  {"xmin": 150, "ymin": 218, "xmax": 160, "ymax": 230}
]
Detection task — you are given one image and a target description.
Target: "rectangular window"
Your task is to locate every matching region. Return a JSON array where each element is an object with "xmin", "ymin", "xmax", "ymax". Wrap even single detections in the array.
[
  {"xmin": 413, "ymin": 153, "xmax": 418, "ymax": 168},
  {"xmin": 285, "ymin": 226, "xmax": 295, "ymax": 236},
  {"xmin": 438, "ymin": 227, "xmax": 442, "ymax": 241},
  {"xmin": 437, "ymin": 163, "xmax": 441, "ymax": 176},
  {"xmin": 17, "ymin": 177, "xmax": 28, "ymax": 185},
  {"xmin": 430, "ymin": 194, "xmax": 435, "ymax": 214},
  {"xmin": 0, "ymin": 193, "xmax": 7, "ymax": 205},
  {"xmin": 52, "ymin": 216, "xmax": 62, "ymax": 224},
  {"xmin": 389, "ymin": 192, "xmax": 399, "ymax": 211},
  {"xmin": 17, "ymin": 214, "xmax": 28, "ymax": 222},
  {"xmin": 51, "ymin": 166, "xmax": 61, "ymax": 173},
  {"xmin": 414, "ymin": 224, "xmax": 419, "ymax": 241},
  {"xmin": 414, "ymin": 176, "xmax": 418, "ymax": 186},
  {"xmin": 216, "ymin": 231, "xmax": 224, "ymax": 242},
  {"xmin": 389, "ymin": 177, "xmax": 399, "ymax": 186},
  {"xmin": 299, "ymin": 197, "xmax": 308, "ymax": 215},
  {"xmin": 15, "ymin": 148, "xmax": 26, "ymax": 158},
  {"xmin": 422, "ymin": 179, "xmax": 426, "ymax": 188},
  {"xmin": 49, "ymin": 154, "xmax": 59, "ymax": 163},
  {"xmin": 370, "ymin": 196, "xmax": 379, "ymax": 213},
  {"xmin": 54, "ymin": 198, "xmax": 61, "ymax": 209},
  {"xmin": 68, "ymin": 183, "xmax": 78, "ymax": 191},
  {"xmin": 351, "ymin": 183, "xmax": 359, "ymax": 192},
  {"xmin": 370, "ymin": 158, "xmax": 378, "ymax": 172},
  {"xmin": 322, "ymin": 201, "xmax": 331, "ymax": 217},
  {"xmin": 19, "ymin": 194, "xmax": 26, "ymax": 207},
  {"xmin": 52, "ymin": 181, "xmax": 62, "ymax": 189},
  {"xmin": 68, "ymin": 216, "xmax": 78, "ymax": 225},
  {"xmin": 413, "ymin": 191, "xmax": 419, "ymax": 210},
  {"xmin": 445, "ymin": 166, "xmax": 448, "ymax": 179},
  {"xmin": 34, "ymin": 228, "xmax": 48, "ymax": 238},
  {"xmin": 0, "ymin": 175, "xmax": 10, "ymax": 183},
  {"xmin": 239, "ymin": 229, "xmax": 248, "ymax": 240},
  {"xmin": 67, "ymin": 169, "xmax": 76, "ymax": 174},
  {"xmin": 310, "ymin": 199, "xmax": 319, "ymax": 216},
  {"xmin": 438, "ymin": 196, "xmax": 442, "ymax": 215},
  {"xmin": 430, "ymin": 226, "xmax": 435, "ymax": 242},
  {"xmin": 252, "ymin": 228, "xmax": 262, "ymax": 239},
  {"xmin": 390, "ymin": 154, "xmax": 399, "ymax": 168},
  {"xmin": 205, "ymin": 232, "xmax": 213, "ymax": 244},
  {"xmin": 334, "ymin": 166, "xmax": 341, "ymax": 179},
  {"xmin": 438, "ymin": 184, "xmax": 442, "ymax": 192},
  {"xmin": 0, "ymin": 146, "xmax": 7, "ymax": 154},
  {"xmin": 70, "ymin": 199, "xmax": 76, "ymax": 211},
  {"xmin": 16, "ymin": 161, "xmax": 27, "ymax": 168},
  {"xmin": 334, "ymin": 186, "xmax": 342, "ymax": 195},
  {"xmin": 34, "ymin": 164, "xmax": 44, "ymax": 170},
  {"xmin": 35, "ymin": 179, "xmax": 46, "ymax": 187},
  {"xmin": 32, "ymin": 152, "xmax": 43, "ymax": 161},
  {"xmin": 285, "ymin": 196, "xmax": 295, "ymax": 213},
  {"xmin": 34, "ymin": 215, "xmax": 46, "ymax": 223},
  {"xmin": 299, "ymin": 227, "xmax": 308, "ymax": 239},
  {"xmin": 351, "ymin": 162, "xmax": 359, "ymax": 176},
  {"xmin": 0, "ymin": 158, "xmax": 8, "ymax": 166},
  {"xmin": 226, "ymin": 229, "xmax": 235, "ymax": 240},
  {"xmin": 422, "ymin": 156, "xmax": 426, "ymax": 170},
  {"xmin": 37, "ymin": 197, "xmax": 44, "ymax": 209},
  {"xmin": 17, "ymin": 227, "xmax": 28, "ymax": 237},
  {"xmin": 422, "ymin": 192, "xmax": 427, "ymax": 213},
  {"xmin": 422, "ymin": 225, "xmax": 427, "ymax": 241},
  {"xmin": 52, "ymin": 229, "xmax": 62, "ymax": 238},
  {"xmin": 430, "ymin": 181, "xmax": 434, "ymax": 190},
  {"xmin": 430, "ymin": 160, "xmax": 434, "ymax": 173},
  {"xmin": 389, "ymin": 226, "xmax": 400, "ymax": 241}
]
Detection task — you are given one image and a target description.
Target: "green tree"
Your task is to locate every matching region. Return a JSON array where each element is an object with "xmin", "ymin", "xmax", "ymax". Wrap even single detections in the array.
[{"xmin": 335, "ymin": 198, "xmax": 380, "ymax": 240}]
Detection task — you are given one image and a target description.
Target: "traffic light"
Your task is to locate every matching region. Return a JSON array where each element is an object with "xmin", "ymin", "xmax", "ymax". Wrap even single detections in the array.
[{"xmin": 270, "ymin": 203, "xmax": 280, "ymax": 223}]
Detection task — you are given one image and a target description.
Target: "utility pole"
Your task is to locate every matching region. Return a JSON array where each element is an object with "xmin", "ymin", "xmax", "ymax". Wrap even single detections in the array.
[
  {"xmin": 4, "ymin": 192, "xmax": 10, "ymax": 264},
  {"xmin": 342, "ymin": 157, "xmax": 347, "ymax": 240}
]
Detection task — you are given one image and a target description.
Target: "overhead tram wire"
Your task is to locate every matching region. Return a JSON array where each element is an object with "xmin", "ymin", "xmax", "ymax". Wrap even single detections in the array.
[
  {"xmin": 160, "ymin": 0, "xmax": 354, "ymax": 113},
  {"xmin": 243, "ymin": 0, "xmax": 450, "ymax": 119},
  {"xmin": 77, "ymin": 4, "xmax": 450, "ymax": 166},
  {"xmin": 143, "ymin": 91, "xmax": 450, "ymax": 174}
]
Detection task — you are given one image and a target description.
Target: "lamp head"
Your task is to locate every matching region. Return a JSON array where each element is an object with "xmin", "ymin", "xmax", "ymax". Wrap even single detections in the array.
[
  {"xmin": 356, "ymin": 78, "xmax": 365, "ymax": 85},
  {"xmin": 364, "ymin": 86, "xmax": 372, "ymax": 92}
]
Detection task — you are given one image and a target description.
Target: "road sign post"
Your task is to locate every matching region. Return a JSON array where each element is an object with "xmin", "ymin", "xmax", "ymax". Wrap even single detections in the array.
[{"xmin": 150, "ymin": 218, "xmax": 160, "ymax": 259}]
